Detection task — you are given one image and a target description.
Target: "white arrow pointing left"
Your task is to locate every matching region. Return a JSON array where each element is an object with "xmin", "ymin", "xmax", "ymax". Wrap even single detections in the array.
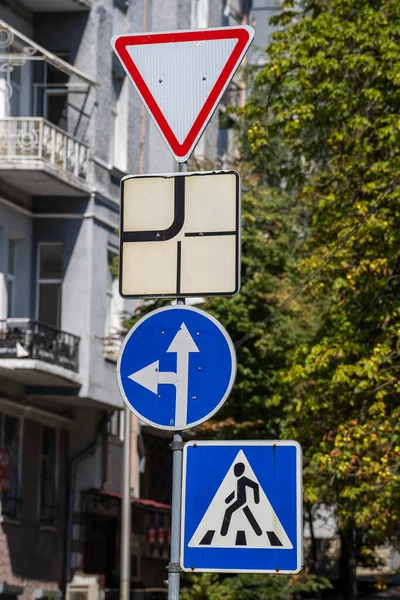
[
  {"xmin": 128, "ymin": 322, "xmax": 200, "ymax": 426},
  {"xmin": 128, "ymin": 360, "xmax": 176, "ymax": 392}
]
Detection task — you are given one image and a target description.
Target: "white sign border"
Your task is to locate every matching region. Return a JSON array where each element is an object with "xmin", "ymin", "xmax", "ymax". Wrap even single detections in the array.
[
  {"xmin": 116, "ymin": 305, "xmax": 237, "ymax": 431},
  {"xmin": 180, "ymin": 440, "xmax": 303, "ymax": 574}
]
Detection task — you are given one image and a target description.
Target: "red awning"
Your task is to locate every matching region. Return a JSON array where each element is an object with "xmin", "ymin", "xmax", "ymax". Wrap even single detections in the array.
[{"xmin": 100, "ymin": 489, "xmax": 171, "ymax": 510}]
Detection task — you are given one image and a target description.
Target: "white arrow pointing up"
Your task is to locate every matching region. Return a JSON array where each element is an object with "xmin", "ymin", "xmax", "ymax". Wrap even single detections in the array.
[
  {"xmin": 167, "ymin": 323, "xmax": 199, "ymax": 425},
  {"xmin": 128, "ymin": 322, "xmax": 199, "ymax": 427}
]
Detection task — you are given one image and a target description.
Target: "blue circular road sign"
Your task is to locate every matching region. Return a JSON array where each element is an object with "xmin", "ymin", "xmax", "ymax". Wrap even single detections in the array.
[{"xmin": 117, "ymin": 305, "xmax": 236, "ymax": 430}]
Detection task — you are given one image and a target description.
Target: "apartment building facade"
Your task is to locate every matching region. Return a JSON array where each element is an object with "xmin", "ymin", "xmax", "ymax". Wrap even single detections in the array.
[{"xmin": 0, "ymin": 0, "xmax": 251, "ymax": 599}]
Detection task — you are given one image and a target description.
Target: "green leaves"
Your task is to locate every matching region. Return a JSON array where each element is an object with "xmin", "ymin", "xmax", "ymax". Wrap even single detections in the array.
[
  {"xmin": 236, "ymin": 0, "xmax": 400, "ymax": 575},
  {"xmin": 201, "ymin": 169, "xmax": 311, "ymax": 437},
  {"xmin": 180, "ymin": 572, "xmax": 332, "ymax": 600}
]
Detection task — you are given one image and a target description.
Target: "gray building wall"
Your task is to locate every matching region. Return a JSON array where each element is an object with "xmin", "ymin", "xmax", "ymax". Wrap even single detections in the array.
[{"xmin": 0, "ymin": 0, "xmax": 237, "ymax": 594}]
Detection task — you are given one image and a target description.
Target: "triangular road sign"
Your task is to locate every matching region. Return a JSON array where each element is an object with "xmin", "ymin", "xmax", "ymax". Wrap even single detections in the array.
[
  {"xmin": 111, "ymin": 26, "xmax": 254, "ymax": 162},
  {"xmin": 189, "ymin": 450, "xmax": 293, "ymax": 549}
]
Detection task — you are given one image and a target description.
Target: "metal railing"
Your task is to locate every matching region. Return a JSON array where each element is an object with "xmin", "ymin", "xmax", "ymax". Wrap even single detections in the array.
[
  {"xmin": 0, "ymin": 117, "xmax": 89, "ymax": 182},
  {"xmin": 0, "ymin": 319, "xmax": 80, "ymax": 372}
]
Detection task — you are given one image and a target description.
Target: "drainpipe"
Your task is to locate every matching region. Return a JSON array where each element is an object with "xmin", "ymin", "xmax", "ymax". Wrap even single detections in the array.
[
  {"xmin": 240, "ymin": 9, "xmax": 249, "ymax": 109},
  {"xmin": 64, "ymin": 414, "xmax": 109, "ymax": 588},
  {"xmin": 139, "ymin": 0, "xmax": 149, "ymax": 174}
]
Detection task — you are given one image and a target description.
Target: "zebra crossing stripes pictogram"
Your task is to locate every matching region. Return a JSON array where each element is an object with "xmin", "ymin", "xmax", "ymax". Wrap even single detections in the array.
[{"xmin": 188, "ymin": 450, "xmax": 293, "ymax": 549}]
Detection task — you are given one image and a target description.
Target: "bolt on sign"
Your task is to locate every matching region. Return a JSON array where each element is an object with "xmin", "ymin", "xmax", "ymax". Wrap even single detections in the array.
[{"xmin": 119, "ymin": 171, "xmax": 240, "ymax": 298}]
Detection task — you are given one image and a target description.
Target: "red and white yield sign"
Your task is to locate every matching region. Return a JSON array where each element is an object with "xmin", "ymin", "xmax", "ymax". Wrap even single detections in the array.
[{"xmin": 111, "ymin": 27, "xmax": 254, "ymax": 163}]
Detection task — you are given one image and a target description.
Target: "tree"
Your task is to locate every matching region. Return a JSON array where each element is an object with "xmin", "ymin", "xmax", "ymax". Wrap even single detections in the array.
[
  {"xmin": 180, "ymin": 572, "xmax": 332, "ymax": 600},
  {"xmin": 239, "ymin": 1, "xmax": 400, "ymax": 598},
  {"xmin": 200, "ymin": 167, "xmax": 312, "ymax": 439}
]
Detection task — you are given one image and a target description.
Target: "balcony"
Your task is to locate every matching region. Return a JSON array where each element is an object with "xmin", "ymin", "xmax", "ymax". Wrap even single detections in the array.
[
  {"xmin": 18, "ymin": 0, "xmax": 92, "ymax": 11},
  {"xmin": 0, "ymin": 319, "xmax": 81, "ymax": 386},
  {"xmin": 0, "ymin": 118, "xmax": 91, "ymax": 197}
]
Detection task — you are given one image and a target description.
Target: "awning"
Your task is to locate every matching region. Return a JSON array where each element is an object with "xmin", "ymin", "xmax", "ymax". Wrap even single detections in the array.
[
  {"xmin": 100, "ymin": 489, "xmax": 171, "ymax": 511},
  {"xmin": 0, "ymin": 20, "xmax": 97, "ymax": 86}
]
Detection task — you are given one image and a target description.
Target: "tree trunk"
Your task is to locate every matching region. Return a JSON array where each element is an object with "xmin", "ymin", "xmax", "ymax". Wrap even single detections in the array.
[
  {"xmin": 306, "ymin": 504, "xmax": 318, "ymax": 573},
  {"xmin": 306, "ymin": 505, "xmax": 321, "ymax": 598},
  {"xmin": 339, "ymin": 527, "xmax": 358, "ymax": 600}
]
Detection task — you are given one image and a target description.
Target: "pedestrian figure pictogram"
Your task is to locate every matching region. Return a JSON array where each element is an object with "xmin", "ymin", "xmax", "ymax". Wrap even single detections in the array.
[
  {"xmin": 188, "ymin": 450, "xmax": 293, "ymax": 549},
  {"xmin": 221, "ymin": 462, "xmax": 261, "ymax": 537}
]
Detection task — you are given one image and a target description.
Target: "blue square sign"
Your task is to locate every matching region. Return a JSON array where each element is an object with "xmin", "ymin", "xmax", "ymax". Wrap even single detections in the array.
[{"xmin": 181, "ymin": 441, "xmax": 302, "ymax": 573}]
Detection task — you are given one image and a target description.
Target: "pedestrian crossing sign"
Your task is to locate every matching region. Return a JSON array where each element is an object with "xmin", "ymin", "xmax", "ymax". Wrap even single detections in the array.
[{"xmin": 181, "ymin": 440, "xmax": 303, "ymax": 573}]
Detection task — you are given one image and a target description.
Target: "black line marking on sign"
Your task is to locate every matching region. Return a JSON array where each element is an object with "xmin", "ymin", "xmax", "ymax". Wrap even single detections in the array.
[
  {"xmin": 122, "ymin": 176, "xmax": 185, "ymax": 243},
  {"xmin": 235, "ymin": 530, "xmax": 247, "ymax": 546},
  {"xmin": 243, "ymin": 505, "xmax": 262, "ymax": 536},
  {"xmin": 176, "ymin": 241, "xmax": 182, "ymax": 295},
  {"xmin": 119, "ymin": 171, "xmax": 241, "ymax": 299},
  {"xmin": 267, "ymin": 531, "xmax": 283, "ymax": 546},
  {"xmin": 185, "ymin": 231, "xmax": 236, "ymax": 237},
  {"xmin": 199, "ymin": 530, "xmax": 215, "ymax": 545}
]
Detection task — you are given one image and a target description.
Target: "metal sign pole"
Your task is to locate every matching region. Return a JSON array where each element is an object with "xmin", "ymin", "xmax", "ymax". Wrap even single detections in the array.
[
  {"xmin": 168, "ymin": 430, "xmax": 184, "ymax": 600},
  {"xmin": 120, "ymin": 404, "xmax": 132, "ymax": 600},
  {"xmin": 167, "ymin": 159, "xmax": 188, "ymax": 600}
]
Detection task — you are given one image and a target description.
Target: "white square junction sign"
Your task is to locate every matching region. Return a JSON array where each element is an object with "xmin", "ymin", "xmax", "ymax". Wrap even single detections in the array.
[{"xmin": 119, "ymin": 171, "xmax": 240, "ymax": 298}]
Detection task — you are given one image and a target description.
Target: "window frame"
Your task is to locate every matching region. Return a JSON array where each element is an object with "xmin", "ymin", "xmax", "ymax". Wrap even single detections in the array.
[
  {"xmin": 110, "ymin": 72, "xmax": 127, "ymax": 172},
  {"xmin": 6, "ymin": 239, "xmax": 16, "ymax": 318},
  {"xmin": 38, "ymin": 424, "xmax": 59, "ymax": 526},
  {"xmin": 107, "ymin": 410, "xmax": 124, "ymax": 441},
  {"xmin": 105, "ymin": 248, "xmax": 123, "ymax": 339},
  {"xmin": 36, "ymin": 242, "xmax": 63, "ymax": 328},
  {"xmin": 9, "ymin": 66, "xmax": 21, "ymax": 117},
  {"xmin": 0, "ymin": 412, "xmax": 23, "ymax": 521}
]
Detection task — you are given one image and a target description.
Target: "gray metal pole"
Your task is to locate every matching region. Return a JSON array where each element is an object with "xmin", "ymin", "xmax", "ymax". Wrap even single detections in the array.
[
  {"xmin": 168, "ymin": 431, "xmax": 184, "ymax": 600},
  {"xmin": 120, "ymin": 404, "xmax": 132, "ymax": 600},
  {"xmin": 167, "ymin": 159, "xmax": 188, "ymax": 600}
]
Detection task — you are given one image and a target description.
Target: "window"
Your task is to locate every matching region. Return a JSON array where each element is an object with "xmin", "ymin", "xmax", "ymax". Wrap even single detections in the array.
[
  {"xmin": 105, "ymin": 250, "xmax": 122, "ymax": 338},
  {"xmin": 110, "ymin": 59, "xmax": 128, "ymax": 172},
  {"xmin": 0, "ymin": 413, "xmax": 22, "ymax": 519},
  {"xmin": 44, "ymin": 58, "xmax": 69, "ymax": 130},
  {"xmin": 10, "ymin": 67, "xmax": 21, "ymax": 117},
  {"xmin": 114, "ymin": 0, "xmax": 128, "ymax": 11},
  {"xmin": 107, "ymin": 410, "xmax": 124, "ymax": 441},
  {"xmin": 37, "ymin": 243, "xmax": 63, "ymax": 329},
  {"xmin": 191, "ymin": 0, "xmax": 209, "ymax": 28},
  {"xmin": 39, "ymin": 425, "xmax": 58, "ymax": 524},
  {"xmin": 105, "ymin": 252, "xmax": 114, "ymax": 337},
  {"xmin": 7, "ymin": 239, "xmax": 16, "ymax": 318}
]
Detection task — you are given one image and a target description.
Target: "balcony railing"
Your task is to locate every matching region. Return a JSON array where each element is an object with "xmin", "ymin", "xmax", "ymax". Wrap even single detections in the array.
[
  {"xmin": 0, "ymin": 319, "xmax": 80, "ymax": 372},
  {"xmin": 0, "ymin": 117, "xmax": 89, "ymax": 183},
  {"xmin": 19, "ymin": 0, "xmax": 92, "ymax": 10}
]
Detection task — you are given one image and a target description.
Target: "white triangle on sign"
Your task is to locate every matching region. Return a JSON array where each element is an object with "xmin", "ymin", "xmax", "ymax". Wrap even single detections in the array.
[
  {"xmin": 111, "ymin": 27, "xmax": 254, "ymax": 162},
  {"xmin": 127, "ymin": 38, "xmax": 237, "ymax": 145},
  {"xmin": 189, "ymin": 450, "xmax": 293, "ymax": 549}
]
